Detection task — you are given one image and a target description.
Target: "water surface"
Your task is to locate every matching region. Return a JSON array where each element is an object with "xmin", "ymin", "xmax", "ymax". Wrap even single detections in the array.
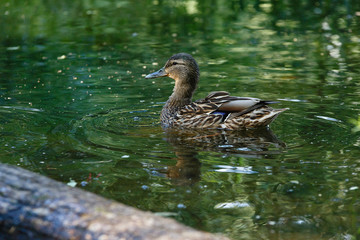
[{"xmin": 1, "ymin": 1, "xmax": 360, "ymax": 239}]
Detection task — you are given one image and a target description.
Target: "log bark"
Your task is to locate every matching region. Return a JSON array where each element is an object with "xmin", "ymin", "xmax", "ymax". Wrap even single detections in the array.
[{"xmin": 0, "ymin": 163, "xmax": 228, "ymax": 240}]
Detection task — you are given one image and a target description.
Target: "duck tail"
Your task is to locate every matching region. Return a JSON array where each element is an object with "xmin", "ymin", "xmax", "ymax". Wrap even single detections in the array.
[{"xmin": 260, "ymin": 108, "xmax": 289, "ymax": 126}]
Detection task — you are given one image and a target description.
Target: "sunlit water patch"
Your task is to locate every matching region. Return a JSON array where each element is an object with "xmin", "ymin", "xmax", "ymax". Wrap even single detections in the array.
[{"xmin": 213, "ymin": 165, "xmax": 258, "ymax": 174}]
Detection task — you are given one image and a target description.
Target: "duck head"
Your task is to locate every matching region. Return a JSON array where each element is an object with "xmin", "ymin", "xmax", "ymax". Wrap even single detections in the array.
[{"xmin": 145, "ymin": 53, "xmax": 200, "ymax": 100}]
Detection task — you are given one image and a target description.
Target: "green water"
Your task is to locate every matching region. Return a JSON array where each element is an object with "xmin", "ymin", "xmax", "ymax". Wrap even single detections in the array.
[{"xmin": 1, "ymin": 0, "xmax": 360, "ymax": 239}]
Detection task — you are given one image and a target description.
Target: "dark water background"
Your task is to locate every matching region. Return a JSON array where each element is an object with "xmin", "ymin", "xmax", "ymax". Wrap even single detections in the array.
[{"xmin": 1, "ymin": 1, "xmax": 360, "ymax": 239}]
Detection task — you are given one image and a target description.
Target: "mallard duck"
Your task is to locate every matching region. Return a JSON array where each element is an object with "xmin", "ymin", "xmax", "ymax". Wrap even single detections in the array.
[{"xmin": 145, "ymin": 53, "xmax": 288, "ymax": 130}]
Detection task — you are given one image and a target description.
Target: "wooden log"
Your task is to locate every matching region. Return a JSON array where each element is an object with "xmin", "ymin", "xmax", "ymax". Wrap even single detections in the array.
[{"xmin": 0, "ymin": 163, "xmax": 228, "ymax": 240}]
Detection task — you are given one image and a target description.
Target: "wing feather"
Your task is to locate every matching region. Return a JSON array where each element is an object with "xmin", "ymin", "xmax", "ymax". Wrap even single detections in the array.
[{"xmin": 194, "ymin": 91, "xmax": 262, "ymax": 113}]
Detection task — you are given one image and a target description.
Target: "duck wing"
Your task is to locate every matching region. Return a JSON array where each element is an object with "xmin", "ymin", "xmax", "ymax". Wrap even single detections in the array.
[
  {"xmin": 193, "ymin": 91, "xmax": 273, "ymax": 114},
  {"xmin": 177, "ymin": 91, "xmax": 273, "ymax": 115},
  {"xmin": 203, "ymin": 91, "xmax": 263, "ymax": 111}
]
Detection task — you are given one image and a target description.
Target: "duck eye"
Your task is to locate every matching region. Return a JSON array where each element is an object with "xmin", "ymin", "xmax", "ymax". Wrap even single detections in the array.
[{"xmin": 172, "ymin": 62, "xmax": 178, "ymax": 66}]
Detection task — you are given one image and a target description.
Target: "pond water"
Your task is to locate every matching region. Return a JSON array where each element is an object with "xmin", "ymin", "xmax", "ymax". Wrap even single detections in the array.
[{"xmin": 1, "ymin": 0, "xmax": 360, "ymax": 239}]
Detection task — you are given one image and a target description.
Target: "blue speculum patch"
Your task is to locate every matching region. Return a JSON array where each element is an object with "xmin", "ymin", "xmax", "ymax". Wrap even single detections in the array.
[{"xmin": 211, "ymin": 111, "xmax": 230, "ymax": 121}]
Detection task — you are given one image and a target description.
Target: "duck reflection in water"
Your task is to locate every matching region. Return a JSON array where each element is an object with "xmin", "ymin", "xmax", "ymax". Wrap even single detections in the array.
[{"xmin": 163, "ymin": 128, "xmax": 285, "ymax": 185}]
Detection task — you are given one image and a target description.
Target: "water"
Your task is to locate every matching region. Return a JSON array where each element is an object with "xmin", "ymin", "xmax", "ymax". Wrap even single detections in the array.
[{"xmin": 1, "ymin": 0, "xmax": 360, "ymax": 239}]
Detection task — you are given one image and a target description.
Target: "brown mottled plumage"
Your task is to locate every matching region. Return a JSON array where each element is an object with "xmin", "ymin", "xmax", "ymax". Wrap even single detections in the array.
[{"xmin": 145, "ymin": 53, "xmax": 288, "ymax": 130}]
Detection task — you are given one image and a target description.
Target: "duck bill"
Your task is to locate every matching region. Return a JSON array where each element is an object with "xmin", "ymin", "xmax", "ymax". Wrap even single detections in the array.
[{"xmin": 145, "ymin": 67, "xmax": 168, "ymax": 79}]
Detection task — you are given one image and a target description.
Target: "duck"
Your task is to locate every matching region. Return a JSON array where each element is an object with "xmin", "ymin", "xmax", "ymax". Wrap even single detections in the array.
[{"xmin": 145, "ymin": 53, "xmax": 288, "ymax": 130}]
